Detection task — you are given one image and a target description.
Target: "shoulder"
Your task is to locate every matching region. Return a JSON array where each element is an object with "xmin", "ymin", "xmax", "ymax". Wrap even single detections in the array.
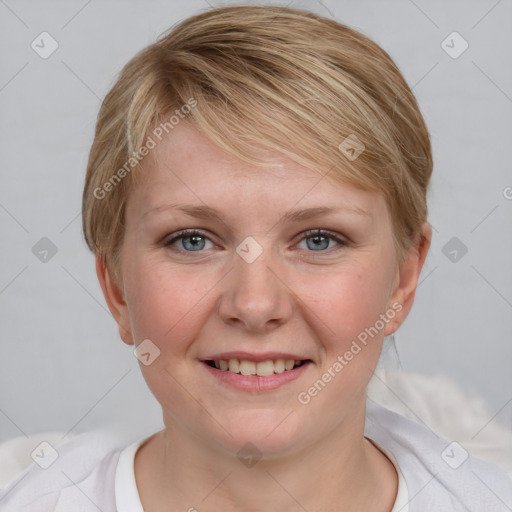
[
  {"xmin": 0, "ymin": 428, "xmax": 133, "ymax": 512},
  {"xmin": 365, "ymin": 401, "xmax": 512, "ymax": 511}
]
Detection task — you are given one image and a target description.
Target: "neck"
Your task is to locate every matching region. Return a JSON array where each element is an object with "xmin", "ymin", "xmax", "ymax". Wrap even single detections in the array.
[{"xmin": 135, "ymin": 401, "xmax": 398, "ymax": 512}]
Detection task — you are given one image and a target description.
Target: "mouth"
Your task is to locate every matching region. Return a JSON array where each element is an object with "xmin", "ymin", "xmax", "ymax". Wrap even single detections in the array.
[
  {"xmin": 199, "ymin": 352, "xmax": 313, "ymax": 392},
  {"xmin": 203, "ymin": 358, "xmax": 311, "ymax": 377}
]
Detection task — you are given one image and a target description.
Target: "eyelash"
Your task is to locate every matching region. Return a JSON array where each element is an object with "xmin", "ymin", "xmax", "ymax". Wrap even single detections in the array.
[{"xmin": 164, "ymin": 229, "xmax": 349, "ymax": 255}]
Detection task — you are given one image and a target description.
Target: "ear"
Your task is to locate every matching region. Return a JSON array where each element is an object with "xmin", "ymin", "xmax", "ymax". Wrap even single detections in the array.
[
  {"xmin": 385, "ymin": 223, "xmax": 432, "ymax": 335},
  {"xmin": 95, "ymin": 253, "xmax": 134, "ymax": 345}
]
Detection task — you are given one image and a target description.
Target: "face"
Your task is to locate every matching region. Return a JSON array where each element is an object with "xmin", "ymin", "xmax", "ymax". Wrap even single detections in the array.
[{"xmin": 99, "ymin": 121, "xmax": 427, "ymax": 458}]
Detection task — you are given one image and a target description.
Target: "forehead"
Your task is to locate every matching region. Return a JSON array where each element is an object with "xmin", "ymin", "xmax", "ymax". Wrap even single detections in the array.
[{"xmin": 128, "ymin": 121, "xmax": 387, "ymax": 222}]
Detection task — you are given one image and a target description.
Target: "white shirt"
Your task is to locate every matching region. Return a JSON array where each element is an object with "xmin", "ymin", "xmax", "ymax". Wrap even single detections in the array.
[{"xmin": 1, "ymin": 401, "xmax": 510, "ymax": 511}]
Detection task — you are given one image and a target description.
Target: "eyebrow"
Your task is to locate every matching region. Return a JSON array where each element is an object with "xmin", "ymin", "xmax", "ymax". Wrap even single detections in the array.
[{"xmin": 143, "ymin": 203, "xmax": 369, "ymax": 224}]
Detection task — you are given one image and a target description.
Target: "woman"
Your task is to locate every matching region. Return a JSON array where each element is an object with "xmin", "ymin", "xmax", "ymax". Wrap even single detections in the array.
[{"xmin": 2, "ymin": 5, "xmax": 511, "ymax": 511}]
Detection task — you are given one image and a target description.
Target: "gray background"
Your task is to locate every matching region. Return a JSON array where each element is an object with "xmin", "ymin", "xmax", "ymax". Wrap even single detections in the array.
[{"xmin": 1, "ymin": 0, "xmax": 511, "ymax": 443}]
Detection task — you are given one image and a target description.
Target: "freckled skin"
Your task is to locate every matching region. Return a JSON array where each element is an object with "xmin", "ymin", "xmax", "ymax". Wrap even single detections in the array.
[{"xmin": 97, "ymin": 121, "xmax": 430, "ymax": 511}]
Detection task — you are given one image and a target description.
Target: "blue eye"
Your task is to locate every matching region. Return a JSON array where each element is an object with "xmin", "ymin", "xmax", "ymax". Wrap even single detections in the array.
[
  {"xmin": 165, "ymin": 230, "xmax": 214, "ymax": 252},
  {"xmin": 297, "ymin": 229, "xmax": 348, "ymax": 252}
]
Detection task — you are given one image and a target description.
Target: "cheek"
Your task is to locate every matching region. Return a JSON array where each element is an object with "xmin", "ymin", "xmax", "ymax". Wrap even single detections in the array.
[
  {"xmin": 300, "ymin": 268, "xmax": 389, "ymax": 336},
  {"xmin": 295, "ymin": 261, "xmax": 394, "ymax": 359},
  {"xmin": 123, "ymin": 259, "xmax": 217, "ymax": 411},
  {"xmin": 123, "ymin": 256, "xmax": 214, "ymax": 344},
  {"xmin": 292, "ymin": 264, "xmax": 395, "ymax": 413}
]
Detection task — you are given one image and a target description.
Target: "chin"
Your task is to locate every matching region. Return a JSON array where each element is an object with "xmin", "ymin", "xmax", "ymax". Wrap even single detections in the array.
[{"xmin": 209, "ymin": 408, "xmax": 304, "ymax": 459}]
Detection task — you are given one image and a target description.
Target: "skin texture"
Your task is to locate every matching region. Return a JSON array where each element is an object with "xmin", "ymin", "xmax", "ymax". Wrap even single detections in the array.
[{"xmin": 97, "ymin": 121, "xmax": 431, "ymax": 511}]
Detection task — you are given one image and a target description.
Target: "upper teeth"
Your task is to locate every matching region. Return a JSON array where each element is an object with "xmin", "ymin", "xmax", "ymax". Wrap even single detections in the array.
[{"xmin": 213, "ymin": 359, "xmax": 303, "ymax": 376}]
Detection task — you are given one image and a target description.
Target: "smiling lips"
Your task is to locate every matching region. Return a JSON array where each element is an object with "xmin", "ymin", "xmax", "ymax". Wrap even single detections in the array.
[
  {"xmin": 206, "ymin": 358, "xmax": 307, "ymax": 376},
  {"xmin": 201, "ymin": 353, "xmax": 312, "ymax": 391}
]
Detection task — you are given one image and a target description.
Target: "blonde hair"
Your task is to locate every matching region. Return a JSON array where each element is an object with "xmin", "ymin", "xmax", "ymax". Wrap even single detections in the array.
[{"xmin": 82, "ymin": 5, "xmax": 432, "ymax": 283}]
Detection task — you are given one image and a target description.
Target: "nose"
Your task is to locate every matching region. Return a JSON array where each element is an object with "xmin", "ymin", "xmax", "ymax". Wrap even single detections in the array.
[{"xmin": 217, "ymin": 246, "xmax": 293, "ymax": 333}]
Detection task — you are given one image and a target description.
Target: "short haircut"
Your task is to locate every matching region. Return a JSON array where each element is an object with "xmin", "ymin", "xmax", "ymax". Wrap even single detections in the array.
[{"xmin": 82, "ymin": 5, "xmax": 432, "ymax": 283}]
